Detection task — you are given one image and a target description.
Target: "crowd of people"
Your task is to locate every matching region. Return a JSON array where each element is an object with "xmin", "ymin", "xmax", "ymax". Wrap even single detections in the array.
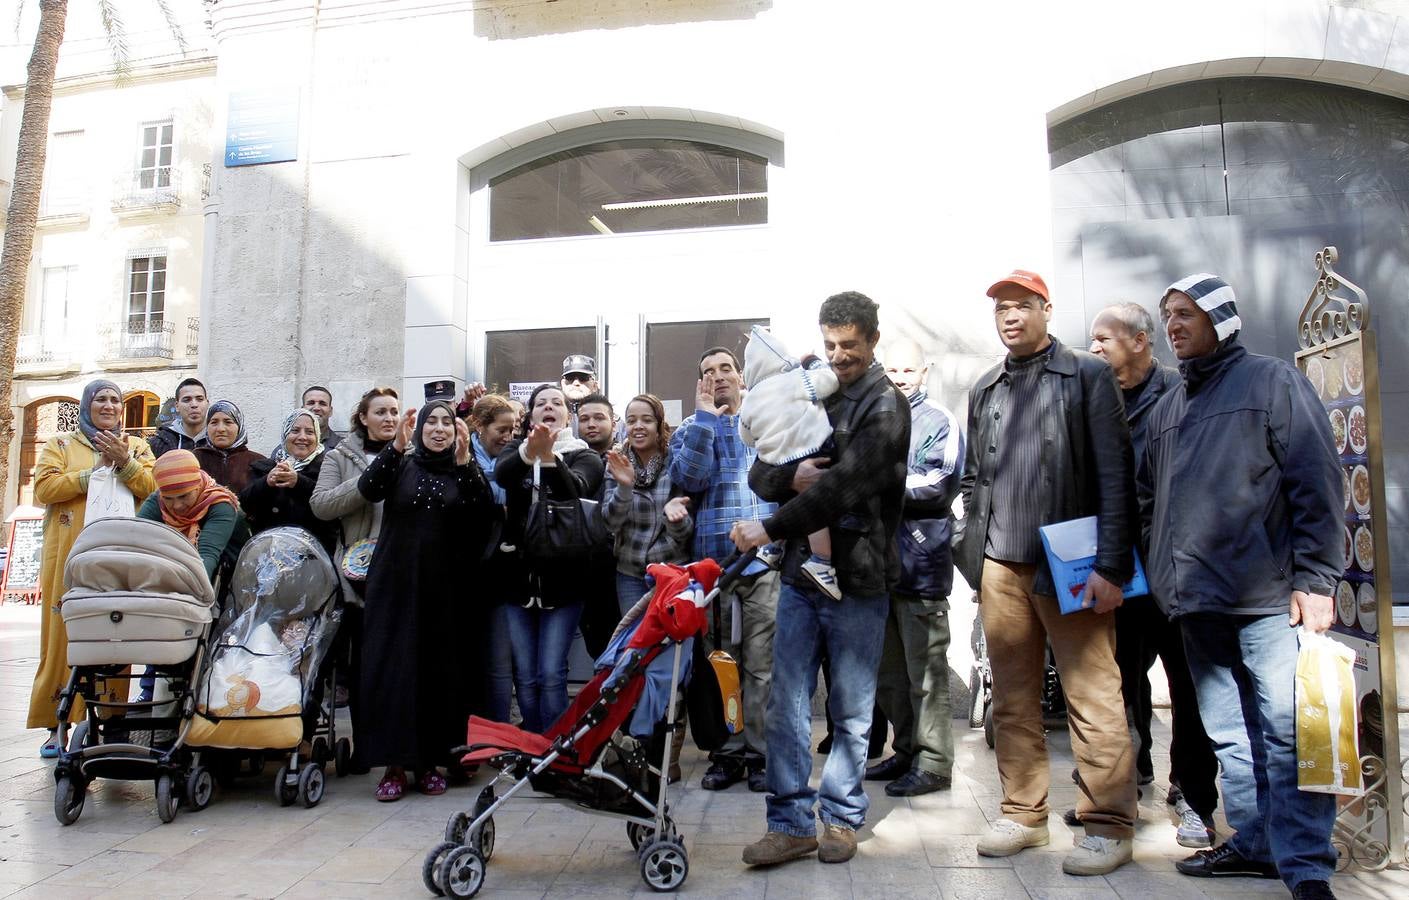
[{"xmin": 24, "ymin": 272, "xmax": 1343, "ymax": 899}]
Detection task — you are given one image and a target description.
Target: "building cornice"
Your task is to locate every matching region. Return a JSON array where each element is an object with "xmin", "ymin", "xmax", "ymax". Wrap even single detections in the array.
[{"xmin": 3, "ymin": 55, "xmax": 217, "ymax": 99}]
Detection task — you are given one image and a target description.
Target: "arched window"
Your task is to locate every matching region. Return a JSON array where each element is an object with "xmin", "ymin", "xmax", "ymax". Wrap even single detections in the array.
[
  {"xmin": 489, "ymin": 139, "xmax": 768, "ymax": 241},
  {"xmin": 124, "ymin": 391, "xmax": 161, "ymax": 434}
]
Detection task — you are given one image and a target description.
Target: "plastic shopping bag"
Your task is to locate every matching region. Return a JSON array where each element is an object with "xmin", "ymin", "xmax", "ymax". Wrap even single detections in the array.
[
  {"xmin": 85, "ymin": 466, "xmax": 135, "ymax": 523},
  {"xmin": 1295, "ymin": 629, "xmax": 1362, "ymax": 796}
]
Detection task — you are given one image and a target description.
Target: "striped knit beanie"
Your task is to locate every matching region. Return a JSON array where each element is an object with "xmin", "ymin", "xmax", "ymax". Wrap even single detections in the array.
[
  {"xmin": 153, "ymin": 449, "xmax": 203, "ymax": 496},
  {"xmin": 1161, "ymin": 273, "xmax": 1241, "ymax": 344}
]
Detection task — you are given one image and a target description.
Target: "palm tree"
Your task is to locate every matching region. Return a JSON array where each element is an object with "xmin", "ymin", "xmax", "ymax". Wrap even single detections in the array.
[{"xmin": 0, "ymin": 0, "xmax": 185, "ymax": 502}]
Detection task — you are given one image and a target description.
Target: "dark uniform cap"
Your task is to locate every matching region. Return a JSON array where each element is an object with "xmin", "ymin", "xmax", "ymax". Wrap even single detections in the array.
[
  {"xmin": 561, "ymin": 354, "xmax": 597, "ymax": 378},
  {"xmin": 423, "ymin": 379, "xmax": 456, "ymax": 403}
]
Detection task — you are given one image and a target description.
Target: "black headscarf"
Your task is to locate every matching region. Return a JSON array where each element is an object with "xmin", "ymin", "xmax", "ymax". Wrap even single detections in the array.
[{"xmin": 412, "ymin": 401, "xmax": 458, "ymax": 473}]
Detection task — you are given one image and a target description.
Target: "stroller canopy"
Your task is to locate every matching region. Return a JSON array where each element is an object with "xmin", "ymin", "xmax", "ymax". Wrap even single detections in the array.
[{"xmin": 226, "ymin": 527, "xmax": 337, "ymax": 622}]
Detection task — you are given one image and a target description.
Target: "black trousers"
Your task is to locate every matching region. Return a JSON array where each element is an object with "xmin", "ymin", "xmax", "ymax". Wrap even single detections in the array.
[
  {"xmin": 1115, "ymin": 598, "xmax": 1219, "ymax": 818},
  {"xmin": 578, "ymin": 554, "xmax": 622, "ymax": 661}
]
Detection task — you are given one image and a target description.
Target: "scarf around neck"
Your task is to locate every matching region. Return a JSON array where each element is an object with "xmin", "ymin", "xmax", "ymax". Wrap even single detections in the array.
[
  {"xmin": 627, "ymin": 446, "xmax": 666, "ymax": 489},
  {"xmin": 272, "ymin": 408, "xmax": 324, "ymax": 471}
]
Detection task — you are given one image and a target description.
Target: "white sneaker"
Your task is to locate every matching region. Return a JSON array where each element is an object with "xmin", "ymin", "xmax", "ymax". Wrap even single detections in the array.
[
  {"xmin": 755, "ymin": 543, "xmax": 784, "ymax": 570},
  {"xmin": 976, "ymin": 819, "xmax": 1050, "ymax": 858},
  {"xmin": 801, "ymin": 558, "xmax": 842, "ymax": 600},
  {"xmin": 1173, "ymin": 797, "xmax": 1214, "ymax": 848},
  {"xmin": 1062, "ymin": 834, "xmax": 1133, "ymax": 875}
]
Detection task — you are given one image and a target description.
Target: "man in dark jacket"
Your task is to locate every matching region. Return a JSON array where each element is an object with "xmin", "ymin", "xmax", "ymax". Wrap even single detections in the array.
[
  {"xmin": 731, "ymin": 291, "xmax": 909, "ymax": 867},
  {"xmin": 147, "ymin": 377, "xmax": 208, "ymax": 458},
  {"xmin": 1086, "ymin": 302, "xmax": 1219, "ymax": 849},
  {"xmin": 865, "ymin": 338, "xmax": 964, "ymax": 797},
  {"xmin": 1139, "ymin": 275, "xmax": 1340, "ymax": 899},
  {"xmin": 956, "ymin": 269, "xmax": 1137, "ymax": 876}
]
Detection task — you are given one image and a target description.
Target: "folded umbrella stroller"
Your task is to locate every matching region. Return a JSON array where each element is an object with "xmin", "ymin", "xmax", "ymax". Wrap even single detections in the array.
[{"xmin": 420, "ymin": 550, "xmax": 756, "ymax": 898}]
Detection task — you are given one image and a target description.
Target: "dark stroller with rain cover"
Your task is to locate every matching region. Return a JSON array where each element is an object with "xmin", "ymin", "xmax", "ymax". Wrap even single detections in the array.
[
  {"xmin": 185, "ymin": 526, "xmax": 345, "ymax": 808},
  {"xmin": 420, "ymin": 551, "xmax": 754, "ymax": 898}
]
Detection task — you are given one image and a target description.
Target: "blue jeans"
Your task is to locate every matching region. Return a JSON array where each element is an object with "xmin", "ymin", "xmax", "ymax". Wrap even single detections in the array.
[
  {"xmin": 616, "ymin": 573, "xmax": 651, "ymax": 618},
  {"xmin": 486, "ymin": 604, "xmax": 513, "ymax": 723},
  {"xmin": 765, "ymin": 580, "xmax": 888, "ymax": 836},
  {"xmin": 504, "ymin": 602, "xmax": 583, "ymax": 733},
  {"xmin": 1180, "ymin": 613, "xmax": 1337, "ymax": 889}
]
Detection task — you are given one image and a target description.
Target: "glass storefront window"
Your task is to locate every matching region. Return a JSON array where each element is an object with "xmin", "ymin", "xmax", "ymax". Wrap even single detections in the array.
[
  {"xmin": 644, "ymin": 319, "xmax": 766, "ymax": 425},
  {"xmin": 489, "ymin": 140, "xmax": 767, "ymax": 242},
  {"xmin": 484, "ymin": 326, "xmax": 598, "ymax": 396}
]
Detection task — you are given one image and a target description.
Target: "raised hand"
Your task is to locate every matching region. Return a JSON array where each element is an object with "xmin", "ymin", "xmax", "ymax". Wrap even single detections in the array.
[
  {"xmin": 454, "ymin": 418, "xmax": 472, "ymax": 466},
  {"xmin": 664, "ymin": 495, "xmax": 691, "ymax": 524},
  {"xmin": 695, "ymin": 378, "xmax": 722, "ymax": 415},
  {"xmin": 393, "ymin": 407, "xmax": 417, "ymax": 453},
  {"xmin": 525, "ymin": 423, "xmax": 555, "ymax": 463},
  {"xmin": 462, "ymin": 382, "xmax": 487, "ymax": 408},
  {"xmin": 93, "ymin": 431, "xmax": 130, "ymax": 469},
  {"xmin": 605, "ymin": 449, "xmax": 635, "ymax": 487}
]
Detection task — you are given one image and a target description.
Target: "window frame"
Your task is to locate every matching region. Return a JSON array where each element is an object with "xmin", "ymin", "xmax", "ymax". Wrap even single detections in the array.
[{"xmin": 136, "ymin": 118, "xmax": 175, "ymax": 191}]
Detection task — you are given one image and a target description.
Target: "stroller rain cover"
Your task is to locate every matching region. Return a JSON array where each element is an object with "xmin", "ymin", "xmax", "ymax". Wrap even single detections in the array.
[{"xmin": 187, "ymin": 527, "xmax": 341, "ymax": 750}]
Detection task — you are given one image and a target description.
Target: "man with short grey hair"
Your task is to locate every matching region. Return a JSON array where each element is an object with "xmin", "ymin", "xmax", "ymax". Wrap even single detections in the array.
[{"xmin": 1087, "ymin": 302, "xmax": 1219, "ymax": 849}]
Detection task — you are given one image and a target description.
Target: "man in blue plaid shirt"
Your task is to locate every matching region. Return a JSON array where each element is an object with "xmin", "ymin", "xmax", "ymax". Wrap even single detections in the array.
[{"xmin": 669, "ymin": 345, "xmax": 780, "ymax": 793}]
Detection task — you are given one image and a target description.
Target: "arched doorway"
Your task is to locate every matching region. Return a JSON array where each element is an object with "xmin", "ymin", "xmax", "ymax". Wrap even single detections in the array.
[
  {"xmin": 123, "ymin": 390, "xmax": 162, "ymax": 442},
  {"xmin": 18, "ymin": 397, "xmax": 80, "ymax": 508}
]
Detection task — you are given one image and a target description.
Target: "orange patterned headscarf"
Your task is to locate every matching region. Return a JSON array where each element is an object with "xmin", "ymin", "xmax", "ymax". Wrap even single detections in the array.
[{"xmin": 153, "ymin": 450, "xmax": 240, "ymax": 544}]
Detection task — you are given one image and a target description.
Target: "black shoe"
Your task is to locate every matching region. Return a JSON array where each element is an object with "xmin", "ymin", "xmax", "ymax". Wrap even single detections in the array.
[
  {"xmin": 885, "ymin": 768, "xmax": 950, "ymax": 797},
  {"xmin": 1137, "ymin": 771, "xmax": 1155, "ymax": 786},
  {"xmin": 1166, "ymin": 784, "xmax": 1185, "ymax": 806},
  {"xmin": 1291, "ymin": 880, "xmax": 1337, "ymax": 900},
  {"xmin": 816, "ymin": 734, "xmax": 833, "ymax": 755},
  {"xmin": 701, "ymin": 759, "xmax": 745, "ymax": 791},
  {"xmin": 864, "ymin": 755, "xmax": 911, "ymax": 782},
  {"xmin": 1175, "ymin": 844, "xmax": 1280, "ymax": 879},
  {"xmin": 747, "ymin": 766, "xmax": 767, "ymax": 793},
  {"xmin": 1062, "ymin": 808, "xmax": 1081, "ymax": 827}
]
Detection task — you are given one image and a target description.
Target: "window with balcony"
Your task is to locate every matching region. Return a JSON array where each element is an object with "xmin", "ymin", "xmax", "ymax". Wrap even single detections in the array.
[
  {"xmin": 107, "ymin": 255, "xmax": 174, "ymax": 359},
  {"xmin": 138, "ymin": 120, "xmax": 174, "ymax": 190},
  {"xmin": 18, "ymin": 266, "xmax": 76, "ymax": 366},
  {"xmin": 489, "ymin": 139, "xmax": 768, "ymax": 241},
  {"xmin": 40, "ymin": 130, "xmax": 86, "ymax": 219}
]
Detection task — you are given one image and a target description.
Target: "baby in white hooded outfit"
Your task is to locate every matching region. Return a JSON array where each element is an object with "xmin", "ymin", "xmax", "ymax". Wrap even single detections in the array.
[{"xmin": 738, "ymin": 325, "xmax": 842, "ymax": 599}]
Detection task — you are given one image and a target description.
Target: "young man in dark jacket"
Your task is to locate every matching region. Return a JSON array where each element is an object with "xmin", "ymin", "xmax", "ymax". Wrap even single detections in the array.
[
  {"xmin": 1087, "ymin": 302, "xmax": 1219, "ymax": 849},
  {"xmin": 730, "ymin": 291, "xmax": 909, "ymax": 867},
  {"xmin": 955, "ymin": 269, "xmax": 1138, "ymax": 876},
  {"xmin": 147, "ymin": 377, "xmax": 208, "ymax": 458},
  {"xmin": 1139, "ymin": 275, "xmax": 1340, "ymax": 900},
  {"xmin": 865, "ymin": 338, "xmax": 964, "ymax": 797}
]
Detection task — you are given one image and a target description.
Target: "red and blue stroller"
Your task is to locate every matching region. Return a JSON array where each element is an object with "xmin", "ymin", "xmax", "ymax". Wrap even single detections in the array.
[{"xmin": 420, "ymin": 551, "xmax": 754, "ymax": 898}]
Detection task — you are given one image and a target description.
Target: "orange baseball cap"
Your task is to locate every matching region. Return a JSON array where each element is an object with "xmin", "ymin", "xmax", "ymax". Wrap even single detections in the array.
[{"xmin": 986, "ymin": 269, "xmax": 1050, "ymax": 302}]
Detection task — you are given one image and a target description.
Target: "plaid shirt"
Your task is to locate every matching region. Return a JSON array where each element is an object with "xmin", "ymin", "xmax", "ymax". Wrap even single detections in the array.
[
  {"xmin": 601, "ymin": 460, "xmax": 694, "ymax": 576},
  {"xmin": 668, "ymin": 410, "xmax": 778, "ymax": 562}
]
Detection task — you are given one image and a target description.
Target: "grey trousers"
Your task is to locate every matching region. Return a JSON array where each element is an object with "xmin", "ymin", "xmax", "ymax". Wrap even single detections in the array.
[
  {"xmin": 706, "ymin": 568, "xmax": 780, "ymax": 763},
  {"xmin": 875, "ymin": 590, "xmax": 954, "ymax": 775}
]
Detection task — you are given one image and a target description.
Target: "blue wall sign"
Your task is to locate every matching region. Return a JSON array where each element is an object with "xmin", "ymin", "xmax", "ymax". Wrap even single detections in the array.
[{"xmin": 225, "ymin": 88, "xmax": 300, "ymax": 167}]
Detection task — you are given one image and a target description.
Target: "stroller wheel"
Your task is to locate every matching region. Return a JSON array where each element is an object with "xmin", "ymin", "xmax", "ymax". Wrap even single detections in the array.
[
  {"xmin": 639, "ymin": 840, "xmax": 688, "ymax": 892},
  {"xmin": 335, "ymin": 738, "xmax": 352, "ymax": 778},
  {"xmin": 297, "ymin": 764, "xmax": 325, "ymax": 808},
  {"xmin": 470, "ymin": 816, "xmax": 495, "ymax": 862},
  {"xmin": 968, "ymin": 665, "xmax": 987, "ymax": 729},
  {"xmin": 983, "ymin": 702, "xmax": 995, "ymax": 750},
  {"xmin": 421, "ymin": 840, "xmax": 457, "ymax": 896},
  {"xmin": 68, "ymin": 721, "xmax": 92, "ymax": 753},
  {"xmin": 54, "ymin": 776, "xmax": 86, "ymax": 826},
  {"xmin": 312, "ymin": 737, "xmax": 329, "ymax": 764},
  {"xmin": 444, "ymin": 811, "xmax": 469, "ymax": 844},
  {"xmin": 155, "ymin": 774, "xmax": 180, "ymax": 824},
  {"xmin": 438, "ymin": 846, "xmax": 485, "ymax": 899},
  {"xmin": 628, "ymin": 822, "xmax": 646, "ymax": 851},
  {"xmin": 274, "ymin": 764, "xmax": 295, "ymax": 807},
  {"xmin": 186, "ymin": 766, "xmax": 214, "ymax": 811}
]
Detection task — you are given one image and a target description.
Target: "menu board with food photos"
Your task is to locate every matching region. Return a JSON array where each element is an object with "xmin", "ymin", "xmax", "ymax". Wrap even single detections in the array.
[
  {"xmin": 1294, "ymin": 245, "xmax": 1402, "ymax": 870},
  {"xmin": 1, "ymin": 516, "xmax": 44, "ymax": 601}
]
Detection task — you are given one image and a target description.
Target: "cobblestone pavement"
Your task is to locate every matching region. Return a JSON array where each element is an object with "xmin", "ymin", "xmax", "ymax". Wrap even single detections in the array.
[{"xmin": 0, "ymin": 603, "xmax": 1404, "ymax": 898}]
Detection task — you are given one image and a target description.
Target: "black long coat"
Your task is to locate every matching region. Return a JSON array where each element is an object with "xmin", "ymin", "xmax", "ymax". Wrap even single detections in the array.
[{"xmin": 352, "ymin": 444, "xmax": 495, "ymax": 770}]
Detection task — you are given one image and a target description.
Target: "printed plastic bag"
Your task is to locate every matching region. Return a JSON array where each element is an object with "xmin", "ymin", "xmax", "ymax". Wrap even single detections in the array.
[
  {"xmin": 1296, "ymin": 629, "xmax": 1362, "ymax": 796},
  {"xmin": 84, "ymin": 465, "xmax": 135, "ymax": 523}
]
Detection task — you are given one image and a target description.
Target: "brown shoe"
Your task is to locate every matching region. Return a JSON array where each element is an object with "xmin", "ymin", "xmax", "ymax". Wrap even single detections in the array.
[
  {"xmin": 818, "ymin": 823, "xmax": 857, "ymax": 863},
  {"xmin": 741, "ymin": 830, "xmax": 818, "ymax": 866}
]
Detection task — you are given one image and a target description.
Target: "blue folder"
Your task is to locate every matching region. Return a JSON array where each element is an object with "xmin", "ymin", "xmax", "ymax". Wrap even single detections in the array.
[{"xmin": 1038, "ymin": 516, "xmax": 1149, "ymax": 614}]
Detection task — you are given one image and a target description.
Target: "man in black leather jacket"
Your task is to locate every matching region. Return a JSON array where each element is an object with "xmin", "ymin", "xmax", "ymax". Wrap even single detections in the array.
[
  {"xmin": 730, "ymin": 291, "xmax": 910, "ymax": 868},
  {"xmin": 955, "ymin": 269, "xmax": 1138, "ymax": 876}
]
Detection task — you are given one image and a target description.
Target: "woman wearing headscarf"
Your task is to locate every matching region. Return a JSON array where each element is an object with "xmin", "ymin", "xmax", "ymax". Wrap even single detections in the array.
[
  {"xmin": 240, "ymin": 408, "xmax": 335, "ymax": 554},
  {"xmin": 194, "ymin": 400, "xmax": 266, "ymax": 494},
  {"xmin": 137, "ymin": 450, "xmax": 250, "ymax": 583},
  {"xmin": 27, "ymin": 379, "xmax": 157, "ymax": 757},
  {"xmin": 355, "ymin": 400, "xmax": 496, "ymax": 801},
  {"xmin": 494, "ymin": 384, "xmax": 605, "ymax": 733}
]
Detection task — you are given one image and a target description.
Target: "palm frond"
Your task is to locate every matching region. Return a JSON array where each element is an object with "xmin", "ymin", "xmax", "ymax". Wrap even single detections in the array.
[
  {"xmin": 152, "ymin": 0, "xmax": 188, "ymax": 56},
  {"xmin": 11, "ymin": 0, "xmax": 22, "ymax": 40},
  {"xmin": 96, "ymin": 0, "xmax": 130, "ymax": 80}
]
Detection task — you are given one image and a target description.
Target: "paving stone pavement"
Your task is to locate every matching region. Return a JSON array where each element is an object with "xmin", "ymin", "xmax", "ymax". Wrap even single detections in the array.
[{"xmin": 0, "ymin": 602, "xmax": 1404, "ymax": 898}]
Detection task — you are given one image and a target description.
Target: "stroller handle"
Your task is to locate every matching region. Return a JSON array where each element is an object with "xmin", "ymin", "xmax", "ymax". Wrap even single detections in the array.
[{"xmin": 711, "ymin": 547, "xmax": 759, "ymax": 596}]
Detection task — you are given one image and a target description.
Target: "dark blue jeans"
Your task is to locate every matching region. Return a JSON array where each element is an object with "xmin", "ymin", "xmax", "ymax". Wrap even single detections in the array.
[
  {"xmin": 765, "ymin": 580, "xmax": 888, "ymax": 835},
  {"xmin": 504, "ymin": 601, "xmax": 583, "ymax": 733},
  {"xmin": 1180, "ymin": 613, "xmax": 1337, "ymax": 889},
  {"xmin": 485, "ymin": 604, "xmax": 513, "ymax": 723},
  {"xmin": 616, "ymin": 573, "xmax": 651, "ymax": 618}
]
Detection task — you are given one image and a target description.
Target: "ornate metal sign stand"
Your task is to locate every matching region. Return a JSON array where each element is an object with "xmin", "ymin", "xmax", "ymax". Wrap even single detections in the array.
[{"xmin": 1295, "ymin": 246, "xmax": 1405, "ymax": 870}]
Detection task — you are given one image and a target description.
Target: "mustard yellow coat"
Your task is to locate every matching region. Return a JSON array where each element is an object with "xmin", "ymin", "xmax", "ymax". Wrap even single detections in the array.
[{"xmin": 26, "ymin": 432, "xmax": 156, "ymax": 729}]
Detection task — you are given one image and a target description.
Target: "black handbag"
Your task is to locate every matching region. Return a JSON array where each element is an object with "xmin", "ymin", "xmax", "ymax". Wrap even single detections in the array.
[{"xmin": 522, "ymin": 458, "xmax": 610, "ymax": 564}]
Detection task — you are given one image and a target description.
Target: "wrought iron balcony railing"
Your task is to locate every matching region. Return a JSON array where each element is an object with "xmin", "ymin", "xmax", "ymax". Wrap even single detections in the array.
[{"xmin": 98, "ymin": 317, "xmax": 176, "ymax": 361}]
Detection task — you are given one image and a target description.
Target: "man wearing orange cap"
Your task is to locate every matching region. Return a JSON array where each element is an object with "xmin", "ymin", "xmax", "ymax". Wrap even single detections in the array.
[{"xmin": 954, "ymin": 270, "xmax": 1138, "ymax": 875}]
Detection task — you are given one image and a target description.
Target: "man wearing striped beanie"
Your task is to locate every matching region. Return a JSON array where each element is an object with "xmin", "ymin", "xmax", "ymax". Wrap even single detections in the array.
[{"xmin": 1139, "ymin": 274, "xmax": 1342, "ymax": 900}]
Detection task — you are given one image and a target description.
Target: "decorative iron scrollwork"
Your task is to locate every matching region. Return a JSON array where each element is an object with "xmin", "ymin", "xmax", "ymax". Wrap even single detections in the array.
[
  {"xmin": 1299, "ymin": 246, "xmax": 1369, "ymax": 349},
  {"xmin": 1332, "ymin": 754, "xmax": 1391, "ymax": 871}
]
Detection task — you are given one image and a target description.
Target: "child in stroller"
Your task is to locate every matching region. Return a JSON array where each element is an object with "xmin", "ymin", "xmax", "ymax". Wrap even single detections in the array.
[{"xmin": 420, "ymin": 551, "xmax": 754, "ymax": 898}]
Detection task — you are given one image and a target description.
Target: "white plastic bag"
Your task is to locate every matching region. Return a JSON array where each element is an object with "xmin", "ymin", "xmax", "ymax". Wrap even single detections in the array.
[
  {"xmin": 1296, "ymin": 629, "xmax": 1362, "ymax": 796},
  {"xmin": 85, "ymin": 466, "xmax": 135, "ymax": 523}
]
